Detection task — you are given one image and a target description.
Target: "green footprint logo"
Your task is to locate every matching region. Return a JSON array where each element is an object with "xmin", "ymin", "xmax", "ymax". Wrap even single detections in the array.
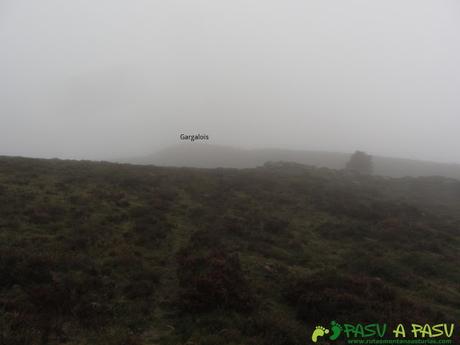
[
  {"xmin": 329, "ymin": 321, "xmax": 343, "ymax": 340},
  {"xmin": 311, "ymin": 325, "xmax": 329, "ymax": 343}
]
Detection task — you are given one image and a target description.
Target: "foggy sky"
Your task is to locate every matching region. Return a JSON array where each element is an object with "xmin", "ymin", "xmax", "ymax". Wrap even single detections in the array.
[{"xmin": 1, "ymin": 0, "xmax": 459, "ymax": 163}]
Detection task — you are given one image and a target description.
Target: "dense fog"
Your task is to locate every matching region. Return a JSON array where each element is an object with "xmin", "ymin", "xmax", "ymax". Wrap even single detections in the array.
[{"xmin": 1, "ymin": 0, "xmax": 459, "ymax": 163}]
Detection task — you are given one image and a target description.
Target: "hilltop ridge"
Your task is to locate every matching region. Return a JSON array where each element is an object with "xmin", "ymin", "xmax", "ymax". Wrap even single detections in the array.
[{"xmin": 123, "ymin": 143, "xmax": 460, "ymax": 180}]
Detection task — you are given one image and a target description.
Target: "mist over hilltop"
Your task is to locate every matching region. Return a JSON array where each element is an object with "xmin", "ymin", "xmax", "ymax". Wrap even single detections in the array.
[
  {"xmin": 1, "ymin": 1, "xmax": 460, "ymax": 163},
  {"xmin": 124, "ymin": 143, "xmax": 460, "ymax": 180}
]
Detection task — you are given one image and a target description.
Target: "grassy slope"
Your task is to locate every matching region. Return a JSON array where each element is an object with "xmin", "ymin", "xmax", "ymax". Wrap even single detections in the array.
[{"xmin": 0, "ymin": 157, "xmax": 459, "ymax": 345}]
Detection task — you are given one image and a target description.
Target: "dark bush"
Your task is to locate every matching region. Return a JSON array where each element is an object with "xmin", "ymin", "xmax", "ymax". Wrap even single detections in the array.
[
  {"xmin": 177, "ymin": 249, "xmax": 254, "ymax": 312},
  {"xmin": 285, "ymin": 271, "xmax": 427, "ymax": 323}
]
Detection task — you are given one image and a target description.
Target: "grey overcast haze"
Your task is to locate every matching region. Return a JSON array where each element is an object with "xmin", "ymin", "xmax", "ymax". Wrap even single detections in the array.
[{"xmin": 1, "ymin": 0, "xmax": 459, "ymax": 163}]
